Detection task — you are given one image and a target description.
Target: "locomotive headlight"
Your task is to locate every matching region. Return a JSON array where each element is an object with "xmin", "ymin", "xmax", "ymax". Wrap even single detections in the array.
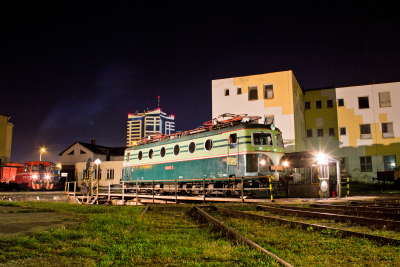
[
  {"xmin": 45, "ymin": 174, "xmax": 51, "ymax": 180},
  {"xmin": 283, "ymin": 161, "xmax": 289, "ymax": 167},
  {"xmin": 260, "ymin": 159, "xmax": 266, "ymax": 166},
  {"xmin": 32, "ymin": 174, "xmax": 38, "ymax": 179}
]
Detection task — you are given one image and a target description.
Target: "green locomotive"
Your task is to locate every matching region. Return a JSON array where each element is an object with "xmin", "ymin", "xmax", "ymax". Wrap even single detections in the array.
[{"xmin": 122, "ymin": 114, "xmax": 285, "ymax": 197}]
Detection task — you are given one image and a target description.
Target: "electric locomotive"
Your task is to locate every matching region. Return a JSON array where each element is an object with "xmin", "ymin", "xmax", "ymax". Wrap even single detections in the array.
[{"xmin": 122, "ymin": 114, "xmax": 286, "ymax": 197}]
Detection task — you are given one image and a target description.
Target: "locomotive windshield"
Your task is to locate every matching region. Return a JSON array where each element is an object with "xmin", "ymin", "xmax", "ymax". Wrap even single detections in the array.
[
  {"xmin": 252, "ymin": 132, "xmax": 273, "ymax": 146},
  {"xmin": 275, "ymin": 133, "xmax": 284, "ymax": 147}
]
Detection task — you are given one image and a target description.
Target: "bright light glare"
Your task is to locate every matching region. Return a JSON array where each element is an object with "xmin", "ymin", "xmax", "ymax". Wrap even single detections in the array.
[
  {"xmin": 32, "ymin": 174, "xmax": 38, "ymax": 179},
  {"xmin": 94, "ymin": 159, "xmax": 101, "ymax": 165},
  {"xmin": 283, "ymin": 161, "xmax": 289, "ymax": 167},
  {"xmin": 45, "ymin": 174, "xmax": 51, "ymax": 179},
  {"xmin": 260, "ymin": 159, "xmax": 266, "ymax": 166},
  {"xmin": 317, "ymin": 152, "xmax": 328, "ymax": 165}
]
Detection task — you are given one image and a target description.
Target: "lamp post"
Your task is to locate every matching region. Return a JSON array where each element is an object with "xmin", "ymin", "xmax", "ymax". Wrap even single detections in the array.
[
  {"xmin": 39, "ymin": 148, "xmax": 46, "ymax": 162},
  {"xmin": 94, "ymin": 159, "xmax": 101, "ymax": 180}
]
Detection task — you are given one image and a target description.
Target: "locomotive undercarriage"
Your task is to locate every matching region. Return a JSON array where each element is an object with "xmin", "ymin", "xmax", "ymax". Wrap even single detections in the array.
[{"xmin": 125, "ymin": 178, "xmax": 284, "ymax": 198}]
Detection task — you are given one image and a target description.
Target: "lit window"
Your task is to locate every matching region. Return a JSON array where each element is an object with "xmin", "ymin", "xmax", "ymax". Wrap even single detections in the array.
[
  {"xmin": 248, "ymin": 86, "xmax": 258, "ymax": 100},
  {"xmin": 305, "ymin": 102, "xmax": 311, "ymax": 109},
  {"xmin": 360, "ymin": 156, "xmax": 372, "ymax": 172},
  {"xmin": 358, "ymin": 96, "xmax": 369, "ymax": 109},
  {"xmin": 338, "ymin": 99, "xmax": 344, "ymax": 107},
  {"xmin": 360, "ymin": 124, "xmax": 372, "ymax": 139},
  {"xmin": 379, "ymin": 92, "xmax": 391, "ymax": 108},
  {"xmin": 384, "ymin": 155, "xmax": 396, "ymax": 171},
  {"xmin": 316, "ymin": 101, "xmax": 322, "ymax": 109},
  {"xmin": 327, "ymin": 100, "xmax": 333, "ymax": 108},
  {"xmin": 382, "ymin": 122, "xmax": 394, "ymax": 138},
  {"xmin": 264, "ymin": 84, "xmax": 274, "ymax": 99}
]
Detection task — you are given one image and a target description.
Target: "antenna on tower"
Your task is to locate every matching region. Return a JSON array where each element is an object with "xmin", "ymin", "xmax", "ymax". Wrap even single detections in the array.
[{"xmin": 158, "ymin": 96, "xmax": 160, "ymax": 108}]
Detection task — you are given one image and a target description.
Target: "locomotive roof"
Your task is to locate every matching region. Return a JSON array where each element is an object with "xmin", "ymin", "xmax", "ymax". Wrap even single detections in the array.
[{"xmin": 126, "ymin": 123, "xmax": 280, "ymax": 151}]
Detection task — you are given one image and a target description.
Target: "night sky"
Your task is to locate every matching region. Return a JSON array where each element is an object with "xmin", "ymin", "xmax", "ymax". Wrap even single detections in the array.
[{"xmin": 1, "ymin": 0, "xmax": 399, "ymax": 163}]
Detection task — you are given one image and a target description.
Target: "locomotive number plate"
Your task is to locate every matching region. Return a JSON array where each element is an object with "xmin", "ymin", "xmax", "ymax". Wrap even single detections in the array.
[
  {"xmin": 165, "ymin": 166, "xmax": 174, "ymax": 170},
  {"xmin": 271, "ymin": 166, "xmax": 283, "ymax": 170}
]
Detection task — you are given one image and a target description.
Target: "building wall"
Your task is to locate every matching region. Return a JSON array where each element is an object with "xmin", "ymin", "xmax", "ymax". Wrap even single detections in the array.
[
  {"xmin": 75, "ymin": 161, "xmax": 124, "ymax": 187},
  {"xmin": 212, "ymin": 70, "xmax": 303, "ymax": 153},
  {"xmin": 304, "ymin": 88, "xmax": 340, "ymax": 155},
  {"xmin": 335, "ymin": 82, "xmax": 400, "ymax": 182},
  {"xmin": 0, "ymin": 115, "xmax": 13, "ymax": 165},
  {"xmin": 60, "ymin": 143, "xmax": 105, "ymax": 166}
]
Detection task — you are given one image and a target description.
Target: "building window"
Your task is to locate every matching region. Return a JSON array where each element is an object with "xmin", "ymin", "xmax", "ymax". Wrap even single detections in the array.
[
  {"xmin": 327, "ymin": 100, "xmax": 333, "ymax": 108},
  {"xmin": 188, "ymin": 142, "xmax": 196, "ymax": 154},
  {"xmin": 316, "ymin": 101, "xmax": 322, "ymax": 109},
  {"xmin": 379, "ymin": 92, "xmax": 391, "ymax": 107},
  {"xmin": 248, "ymin": 86, "xmax": 258, "ymax": 100},
  {"xmin": 340, "ymin": 127, "xmax": 346, "ymax": 135},
  {"xmin": 173, "ymin": 144, "xmax": 180, "ymax": 156},
  {"xmin": 340, "ymin": 157, "xmax": 346, "ymax": 173},
  {"xmin": 305, "ymin": 102, "xmax": 311, "ymax": 109},
  {"xmin": 264, "ymin": 84, "xmax": 274, "ymax": 99},
  {"xmin": 329, "ymin": 128, "xmax": 335, "ymax": 136},
  {"xmin": 149, "ymin": 149, "xmax": 154, "ymax": 159},
  {"xmin": 68, "ymin": 150, "xmax": 74, "ymax": 155},
  {"xmin": 160, "ymin": 147, "xmax": 166, "ymax": 157},
  {"xmin": 138, "ymin": 151, "xmax": 143, "ymax": 160},
  {"xmin": 237, "ymin": 87, "xmax": 242, "ymax": 95},
  {"xmin": 205, "ymin": 139, "xmax": 213, "ymax": 151},
  {"xmin": 358, "ymin": 96, "xmax": 369, "ymax": 109},
  {"xmin": 338, "ymin": 99, "xmax": 344, "ymax": 107},
  {"xmin": 317, "ymin": 128, "xmax": 323, "ymax": 137},
  {"xmin": 80, "ymin": 150, "xmax": 86, "ymax": 154},
  {"xmin": 360, "ymin": 124, "xmax": 372, "ymax": 139},
  {"xmin": 360, "ymin": 156, "xmax": 372, "ymax": 172},
  {"xmin": 384, "ymin": 155, "xmax": 396, "ymax": 171},
  {"xmin": 306, "ymin": 129, "xmax": 313, "ymax": 138},
  {"xmin": 225, "ymin": 89, "xmax": 229, "ymax": 96},
  {"xmin": 382, "ymin": 122, "xmax": 394, "ymax": 138},
  {"xmin": 106, "ymin": 169, "xmax": 114, "ymax": 180},
  {"xmin": 264, "ymin": 115, "xmax": 274, "ymax": 125}
]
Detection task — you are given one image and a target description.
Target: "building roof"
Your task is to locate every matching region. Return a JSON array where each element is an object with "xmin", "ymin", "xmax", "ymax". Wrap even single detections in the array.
[{"xmin": 59, "ymin": 142, "xmax": 126, "ymax": 156}]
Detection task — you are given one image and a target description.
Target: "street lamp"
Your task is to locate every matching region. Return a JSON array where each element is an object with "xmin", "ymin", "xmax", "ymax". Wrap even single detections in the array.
[
  {"xmin": 94, "ymin": 159, "xmax": 101, "ymax": 180},
  {"xmin": 39, "ymin": 148, "xmax": 46, "ymax": 162}
]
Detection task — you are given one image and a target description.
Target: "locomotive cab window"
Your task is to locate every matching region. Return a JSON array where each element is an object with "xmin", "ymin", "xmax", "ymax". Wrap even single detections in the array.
[
  {"xmin": 228, "ymin": 134, "xmax": 237, "ymax": 149},
  {"xmin": 252, "ymin": 132, "xmax": 273, "ymax": 146},
  {"xmin": 25, "ymin": 165, "xmax": 31, "ymax": 172},
  {"xmin": 149, "ymin": 149, "xmax": 154, "ymax": 159},
  {"xmin": 138, "ymin": 151, "xmax": 143, "ymax": 160},
  {"xmin": 32, "ymin": 165, "xmax": 38, "ymax": 171},
  {"xmin": 275, "ymin": 133, "xmax": 284, "ymax": 147},
  {"xmin": 45, "ymin": 166, "xmax": 51, "ymax": 172}
]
